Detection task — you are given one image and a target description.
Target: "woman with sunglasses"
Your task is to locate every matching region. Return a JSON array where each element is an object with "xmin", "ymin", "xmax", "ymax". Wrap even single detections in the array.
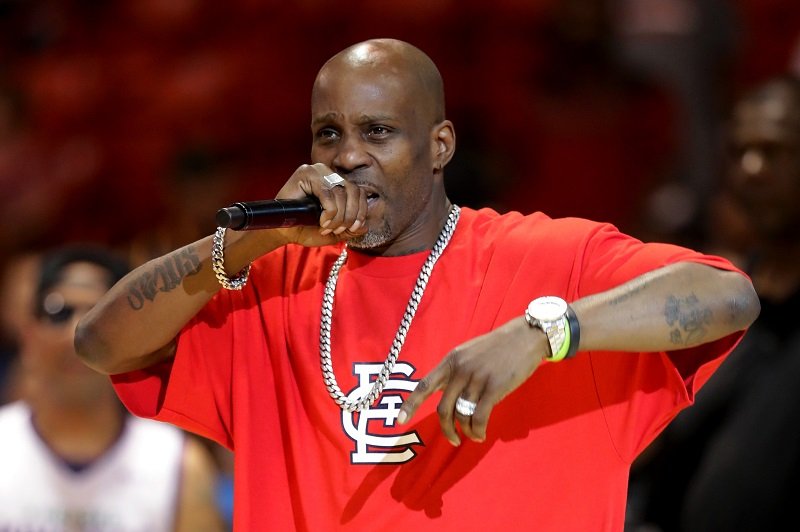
[{"xmin": 0, "ymin": 245, "xmax": 226, "ymax": 531}]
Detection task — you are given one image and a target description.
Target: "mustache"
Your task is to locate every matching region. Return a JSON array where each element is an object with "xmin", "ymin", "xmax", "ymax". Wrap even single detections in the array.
[{"xmin": 346, "ymin": 177, "xmax": 383, "ymax": 197}]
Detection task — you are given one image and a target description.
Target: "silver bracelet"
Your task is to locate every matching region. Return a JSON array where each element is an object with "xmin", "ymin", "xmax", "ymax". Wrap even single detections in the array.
[{"xmin": 211, "ymin": 227, "xmax": 251, "ymax": 290}]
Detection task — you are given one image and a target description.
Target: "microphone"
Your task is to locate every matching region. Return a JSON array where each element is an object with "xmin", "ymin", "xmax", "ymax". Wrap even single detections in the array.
[{"xmin": 215, "ymin": 198, "xmax": 322, "ymax": 230}]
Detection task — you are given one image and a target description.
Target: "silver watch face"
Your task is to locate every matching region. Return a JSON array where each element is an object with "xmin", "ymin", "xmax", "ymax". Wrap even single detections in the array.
[{"xmin": 527, "ymin": 296, "xmax": 568, "ymax": 322}]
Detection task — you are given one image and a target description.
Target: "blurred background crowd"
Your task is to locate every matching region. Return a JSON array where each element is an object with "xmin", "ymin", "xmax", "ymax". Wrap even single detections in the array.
[
  {"xmin": 2, "ymin": 0, "xmax": 799, "ymax": 256},
  {"xmin": 1, "ymin": 0, "xmax": 799, "ymax": 530}
]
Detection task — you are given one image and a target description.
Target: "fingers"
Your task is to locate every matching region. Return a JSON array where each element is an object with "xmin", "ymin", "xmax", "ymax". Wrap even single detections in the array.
[
  {"xmin": 319, "ymin": 181, "xmax": 367, "ymax": 237},
  {"xmin": 453, "ymin": 385, "xmax": 491, "ymax": 444},
  {"xmin": 397, "ymin": 370, "xmax": 443, "ymax": 426},
  {"xmin": 321, "ymin": 172, "xmax": 345, "ymax": 189},
  {"xmin": 398, "ymin": 351, "xmax": 493, "ymax": 447},
  {"xmin": 461, "ymin": 386, "xmax": 498, "ymax": 443},
  {"xmin": 279, "ymin": 163, "xmax": 367, "ymax": 238},
  {"xmin": 436, "ymin": 364, "xmax": 471, "ymax": 446},
  {"xmin": 306, "ymin": 164, "xmax": 366, "ymax": 237},
  {"xmin": 440, "ymin": 373, "xmax": 493, "ymax": 445},
  {"xmin": 317, "ymin": 173, "xmax": 347, "ymax": 233}
]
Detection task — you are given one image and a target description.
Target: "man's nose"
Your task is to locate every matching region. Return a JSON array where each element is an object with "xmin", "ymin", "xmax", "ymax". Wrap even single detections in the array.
[{"xmin": 332, "ymin": 134, "xmax": 370, "ymax": 173}]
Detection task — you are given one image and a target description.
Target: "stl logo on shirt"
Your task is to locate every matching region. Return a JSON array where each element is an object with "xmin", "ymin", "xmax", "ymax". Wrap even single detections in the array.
[{"xmin": 342, "ymin": 362, "xmax": 423, "ymax": 465}]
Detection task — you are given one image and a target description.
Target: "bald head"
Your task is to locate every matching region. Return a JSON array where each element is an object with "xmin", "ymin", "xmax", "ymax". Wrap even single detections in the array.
[
  {"xmin": 314, "ymin": 38, "xmax": 446, "ymax": 124},
  {"xmin": 308, "ymin": 39, "xmax": 457, "ymax": 255}
]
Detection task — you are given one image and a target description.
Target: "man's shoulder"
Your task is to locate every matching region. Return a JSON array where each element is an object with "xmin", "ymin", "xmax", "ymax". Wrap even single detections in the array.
[{"xmin": 460, "ymin": 206, "xmax": 611, "ymax": 244}]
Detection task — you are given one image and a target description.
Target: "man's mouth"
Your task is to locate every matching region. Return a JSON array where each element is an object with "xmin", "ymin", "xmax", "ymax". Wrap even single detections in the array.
[{"xmin": 355, "ymin": 183, "xmax": 381, "ymax": 208}]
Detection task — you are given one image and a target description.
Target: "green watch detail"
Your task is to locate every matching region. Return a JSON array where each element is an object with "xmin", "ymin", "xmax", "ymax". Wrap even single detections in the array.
[{"xmin": 525, "ymin": 296, "xmax": 580, "ymax": 362}]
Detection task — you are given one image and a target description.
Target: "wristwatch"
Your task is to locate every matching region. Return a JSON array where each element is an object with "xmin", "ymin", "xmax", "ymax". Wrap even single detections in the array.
[{"xmin": 525, "ymin": 296, "xmax": 569, "ymax": 361}]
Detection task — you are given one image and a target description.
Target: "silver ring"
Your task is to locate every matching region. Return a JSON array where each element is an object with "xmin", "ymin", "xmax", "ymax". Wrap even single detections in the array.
[
  {"xmin": 455, "ymin": 397, "xmax": 477, "ymax": 417},
  {"xmin": 322, "ymin": 172, "xmax": 345, "ymax": 189}
]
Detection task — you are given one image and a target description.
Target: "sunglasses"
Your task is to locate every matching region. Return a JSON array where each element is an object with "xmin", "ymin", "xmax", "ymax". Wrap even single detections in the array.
[
  {"xmin": 40, "ymin": 304, "xmax": 79, "ymax": 325},
  {"xmin": 38, "ymin": 292, "xmax": 85, "ymax": 326}
]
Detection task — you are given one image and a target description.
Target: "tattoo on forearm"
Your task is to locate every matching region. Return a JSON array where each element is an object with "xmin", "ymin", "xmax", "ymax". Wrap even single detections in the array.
[
  {"xmin": 608, "ymin": 278, "xmax": 648, "ymax": 305},
  {"xmin": 126, "ymin": 246, "xmax": 202, "ymax": 310},
  {"xmin": 664, "ymin": 293, "xmax": 712, "ymax": 346}
]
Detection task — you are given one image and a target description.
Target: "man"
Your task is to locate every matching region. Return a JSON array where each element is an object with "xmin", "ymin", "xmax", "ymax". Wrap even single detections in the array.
[
  {"xmin": 75, "ymin": 39, "xmax": 759, "ymax": 530},
  {"xmin": 0, "ymin": 246, "xmax": 225, "ymax": 531},
  {"xmin": 628, "ymin": 75, "xmax": 800, "ymax": 532}
]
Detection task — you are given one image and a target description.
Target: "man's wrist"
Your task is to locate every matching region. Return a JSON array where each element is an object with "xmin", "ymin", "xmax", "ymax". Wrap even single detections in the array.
[{"xmin": 524, "ymin": 296, "xmax": 580, "ymax": 362}]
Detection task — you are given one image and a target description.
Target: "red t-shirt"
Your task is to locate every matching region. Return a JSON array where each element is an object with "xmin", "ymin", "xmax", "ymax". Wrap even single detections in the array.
[{"xmin": 112, "ymin": 207, "xmax": 744, "ymax": 531}]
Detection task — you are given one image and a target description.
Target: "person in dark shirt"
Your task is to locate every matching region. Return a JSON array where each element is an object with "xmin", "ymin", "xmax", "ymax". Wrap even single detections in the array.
[{"xmin": 629, "ymin": 74, "xmax": 800, "ymax": 532}]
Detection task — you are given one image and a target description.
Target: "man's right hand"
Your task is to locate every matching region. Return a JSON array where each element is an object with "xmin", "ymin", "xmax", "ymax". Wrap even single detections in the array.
[{"xmin": 272, "ymin": 163, "xmax": 368, "ymax": 247}]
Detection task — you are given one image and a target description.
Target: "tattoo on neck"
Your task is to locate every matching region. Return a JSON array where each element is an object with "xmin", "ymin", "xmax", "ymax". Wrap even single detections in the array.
[{"xmin": 126, "ymin": 246, "xmax": 201, "ymax": 310}]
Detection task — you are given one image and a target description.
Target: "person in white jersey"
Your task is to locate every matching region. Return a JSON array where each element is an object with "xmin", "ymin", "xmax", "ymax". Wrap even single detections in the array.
[{"xmin": 0, "ymin": 245, "xmax": 225, "ymax": 531}]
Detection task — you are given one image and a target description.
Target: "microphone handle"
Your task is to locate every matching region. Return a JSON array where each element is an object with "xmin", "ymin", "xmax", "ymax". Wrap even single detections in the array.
[{"xmin": 216, "ymin": 198, "xmax": 322, "ymax": 230}]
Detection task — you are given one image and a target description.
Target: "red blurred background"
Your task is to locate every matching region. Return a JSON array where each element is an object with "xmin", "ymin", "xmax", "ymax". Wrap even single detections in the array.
[{"xmin": 1, "ymin": 0, "xmax": 799, "ymax": 260}]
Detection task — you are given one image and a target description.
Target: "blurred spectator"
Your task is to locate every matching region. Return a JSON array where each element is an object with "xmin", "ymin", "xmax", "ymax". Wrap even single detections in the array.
[
  {"xmin": 0, "ymin": 251, "xmax": 39, "ymax": 404},
  {"xmin": 123, "ymin": 145, "xmax": 240, "ymax": 530},
  {"xmin": 626, "ymin": 74, "xmax": 800, "ymax": 532},
  {"xmin": 0, "ymin": 244, "xmax": 225, "ymax": 531}
]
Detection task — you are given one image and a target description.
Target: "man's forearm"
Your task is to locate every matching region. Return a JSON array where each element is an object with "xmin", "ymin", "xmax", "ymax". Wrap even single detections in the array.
[
  {"xmin": 572, "ymin": 262, "xmax": 760, "ymax": 354},
  {"xmin": 74, "ymin": 230, "xmax": 284, "ymax": 374}
]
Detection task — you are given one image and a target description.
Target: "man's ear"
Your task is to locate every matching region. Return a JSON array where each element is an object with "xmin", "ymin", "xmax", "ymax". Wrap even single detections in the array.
[{"xmin": 431, "ymin": 120, "xmax": 455, "ymax": 173}]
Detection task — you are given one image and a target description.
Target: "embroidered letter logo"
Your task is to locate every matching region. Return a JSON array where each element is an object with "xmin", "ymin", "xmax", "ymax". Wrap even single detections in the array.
[{"xmin": 342, "ymin": 362, "xmax": 422, "ymax": 464}]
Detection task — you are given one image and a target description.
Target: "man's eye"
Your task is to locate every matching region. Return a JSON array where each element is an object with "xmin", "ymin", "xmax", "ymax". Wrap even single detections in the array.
[
  {"xmin": 317, "ymin": 128, "xmax": 339, "ymax": 141},
  {"xmin": 368, "ymin": 126, "xmax": 390, "ymax": 137}
]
